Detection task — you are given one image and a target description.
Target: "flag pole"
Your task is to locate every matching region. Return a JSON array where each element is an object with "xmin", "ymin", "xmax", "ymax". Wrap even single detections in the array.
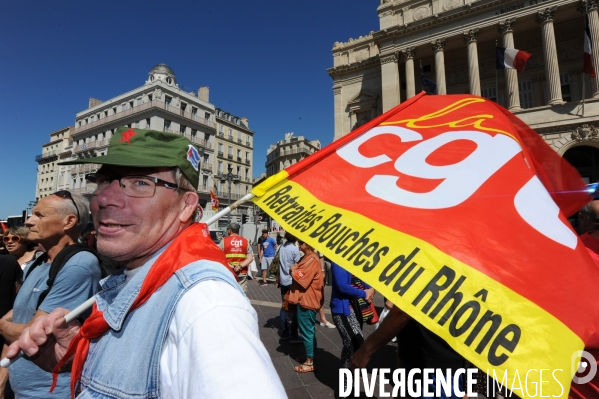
[
  {"xmin": 583, "ymin": 0, "xmax": 588, "ymax": 116},
  {"xmin": 0, "ymin": 192, "xmax": 257, "ymax": 368},
  {"xmin": 495, "ymin": 39, "xmax": 499, "ymax": 105},
  {"xmin": 420, "ymin": 59, "xmax": 423, "ymax": 93}
]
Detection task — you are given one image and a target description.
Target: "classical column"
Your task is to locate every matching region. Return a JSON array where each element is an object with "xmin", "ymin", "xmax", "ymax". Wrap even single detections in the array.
[
  {"xmin": 584, "ymin": 0, "xmax": 599, "ymax": 97},
  {"xmin": 380, "ymin": 52, "xmax": 401, "ymax": 112},
  {"xmin": 463, "ymin": 29, "xmax": 481, "ymax": 96},
  {"xmin": 537, "ymin": 7, "xmax": 564, "ymax": 105},
  {"xmin": 498, "ymin": 18, "xmax": 521, "ymax": 111},
  {"xmin": 403, "ymin": 47, "xmax": 416, "ymax": 98},
  {"xmin": 431, "ymin": 38, "xmax": 447, "ymax": 95}
]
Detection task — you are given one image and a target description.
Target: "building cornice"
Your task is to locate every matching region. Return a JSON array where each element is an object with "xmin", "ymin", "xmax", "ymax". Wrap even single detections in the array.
[
  {"xmin": 329, "ymin": 0, "xmax": 573, "ymax": 77},
  {"xmin": 328, "ymin": 55, "xmax": 381, "ymax": 78},
  {"xmin": 76, "ymin": 80, "xmax": 214, "ymax": 119}
]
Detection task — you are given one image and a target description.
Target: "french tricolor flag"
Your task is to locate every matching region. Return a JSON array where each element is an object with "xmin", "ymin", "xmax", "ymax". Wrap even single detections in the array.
[
  {"xmin": 585, "ymin": 18, "xmax": 596, "ymax": 77},
  {"xmin": 495, "ymin": 46, "xmax": 532, "ymax": 72}
]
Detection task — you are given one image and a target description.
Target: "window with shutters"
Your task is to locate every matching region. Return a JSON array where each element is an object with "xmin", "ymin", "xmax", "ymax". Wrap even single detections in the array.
[
  {"xmin": 518, "ymin": 80, "xmax": 534, "ymax": 109},
  {"xmin": 481, "ymin": 87, "xmax": 497, "ymax": 103},
  {"xmin": 561, "ymin": 73, "xmax": 572, "ymax": 102}
]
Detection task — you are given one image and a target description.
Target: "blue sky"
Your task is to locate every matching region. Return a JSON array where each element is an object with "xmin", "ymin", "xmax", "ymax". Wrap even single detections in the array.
[{"xmin": 0, "ymin": 0, "xmax": 379, "ymax": 217}]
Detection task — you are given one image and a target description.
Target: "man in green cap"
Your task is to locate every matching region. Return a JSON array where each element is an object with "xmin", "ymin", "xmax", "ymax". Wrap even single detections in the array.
[{"xmin": 6, "ymin": 127, "xmax": 285, "ymax": 398}]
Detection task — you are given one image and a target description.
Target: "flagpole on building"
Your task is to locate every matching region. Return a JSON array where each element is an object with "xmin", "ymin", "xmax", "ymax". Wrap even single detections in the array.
[
  {"xmin": 495, "ymin": 39, "xmax": 499, "ymax": 105},
  {"xmin": 419, "ymin": 59, "xmax": 423, "ymax": 93},
  {"xmin": 583, "ymin": 0, "xmax": 589, "ymax": 116}
]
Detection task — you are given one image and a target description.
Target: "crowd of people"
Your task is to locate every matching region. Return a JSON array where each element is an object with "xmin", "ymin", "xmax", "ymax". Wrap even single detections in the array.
[{"xmin": 1, "ymin": 125, "xmax": 597, "ymax": 399}]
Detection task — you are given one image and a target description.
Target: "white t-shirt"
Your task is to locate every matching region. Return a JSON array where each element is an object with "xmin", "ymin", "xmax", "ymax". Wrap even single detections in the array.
[{"xmin": 158, "ymin": 278, "xmax": 286, "ymax": 398}]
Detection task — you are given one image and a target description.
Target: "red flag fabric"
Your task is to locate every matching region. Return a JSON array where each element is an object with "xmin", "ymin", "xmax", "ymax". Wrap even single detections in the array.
[
  {"xmin": 252, "ymin": 93, "xmax": 598, "ymax": 398},
  {"xmin": 0, "ymin": 222, "xmax": 7, "ymax": 233},
  {"xmin": 210, "ymin": 189, "xmax": 220, "ymax": 211}
]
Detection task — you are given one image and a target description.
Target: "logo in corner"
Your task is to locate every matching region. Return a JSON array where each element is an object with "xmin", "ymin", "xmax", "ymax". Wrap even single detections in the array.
[{"xmin": 187, "ymin": 145, "xmax": 200, "ymax": 171}]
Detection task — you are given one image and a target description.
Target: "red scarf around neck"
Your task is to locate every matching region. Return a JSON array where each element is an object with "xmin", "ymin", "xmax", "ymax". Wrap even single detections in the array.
[{"xmin": 50, "ymin": 223, "xmax": 233, "ymax": 398}]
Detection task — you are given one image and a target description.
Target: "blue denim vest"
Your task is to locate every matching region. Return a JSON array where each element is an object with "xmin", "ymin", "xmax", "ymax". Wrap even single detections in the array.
[{"xmin": 75, "ymin": 250, "xmax": 242, "ymax": 399}]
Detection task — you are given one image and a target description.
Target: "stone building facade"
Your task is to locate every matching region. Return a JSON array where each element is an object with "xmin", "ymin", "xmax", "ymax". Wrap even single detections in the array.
[
  {"xmin": 214, "ymin": 109, "xmax": 253, "ymax": 201},
  {"xmin": 34, "ymin": 64, "xmax": 255, "ymax": 222},
  {"xmin": 328, "ymin": 0, "xmax": 599, "ymax": 183},
  {"xmin": 265, "ymin": 132, "xmax": 321, "ymax": 177},
  {"xmin": 35, "ymin": 126, "xmax": 73, "ymax": 200}
]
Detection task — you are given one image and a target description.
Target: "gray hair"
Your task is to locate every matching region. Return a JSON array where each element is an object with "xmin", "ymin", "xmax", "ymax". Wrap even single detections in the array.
[
  {"xmin": 54, "ymin": 192, "xmax": 90, "ymax": 236},
  {"xmin": 175, "ymin": 168, "xmax": 199, "ymax": 222},
  {"xmin": 228, "ymin": 223, "xmax": 240, "ymax": 234}
]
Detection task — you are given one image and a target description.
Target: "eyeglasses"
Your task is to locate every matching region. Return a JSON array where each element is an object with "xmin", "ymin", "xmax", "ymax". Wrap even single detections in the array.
[
  {"xmin": 53, "ymin": 190, "xmax": 80, "ymax": 223},
  {"xmin": 3, "ymin": 235, "xmax": 21, "ymax": 243},
  {"xmin": 86, "ymin": 173, "xmax": 185, "ymax": 198}
]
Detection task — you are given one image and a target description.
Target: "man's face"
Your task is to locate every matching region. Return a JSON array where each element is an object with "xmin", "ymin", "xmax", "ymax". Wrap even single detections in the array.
[
  {"xmin": 90, "ymin": 166, "xmax": 195, "ymax": 269},
  {"xmin": 26, "ymin": 196, "xmax": 70, "ymax": 245},
  {"xmin": 262, "ymin": 232, "xmax": 268, "ymax": 239}
]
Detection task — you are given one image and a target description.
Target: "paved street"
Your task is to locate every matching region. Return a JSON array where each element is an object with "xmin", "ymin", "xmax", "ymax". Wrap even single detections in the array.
[{"xmin": 246, "ymin": 278, "xmax": 398, "ymax": 398}]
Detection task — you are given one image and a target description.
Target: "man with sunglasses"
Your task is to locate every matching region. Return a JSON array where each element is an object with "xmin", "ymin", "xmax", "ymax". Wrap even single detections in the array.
[
  {"xmin": 0, "ymin": 191, "xmax": 102, "ymax": 398},
  {"xmin": 6, "ymin": 128, "xmax": 284, "ymax": 398}
]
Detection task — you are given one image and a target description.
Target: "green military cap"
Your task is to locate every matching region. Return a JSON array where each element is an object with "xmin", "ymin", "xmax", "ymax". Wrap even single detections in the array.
[{"xmin": 61, "ymin": 127, "xmax": 201, "ymax": 189}]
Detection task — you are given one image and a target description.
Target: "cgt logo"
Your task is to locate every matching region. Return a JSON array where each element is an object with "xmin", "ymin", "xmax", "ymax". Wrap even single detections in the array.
[
  {"xmin": 230, "ymin": 237, "xmax": 243, "ymax": 248},
  {"xmin": 336, "ymin": 125, "xmax": 577, "ymax": 249},
  {"xmin": 572, "ymin": 350, "xmax": 597, "ymax": 385}
]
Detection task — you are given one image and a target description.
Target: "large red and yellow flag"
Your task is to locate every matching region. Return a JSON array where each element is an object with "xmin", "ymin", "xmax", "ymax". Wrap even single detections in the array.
[{"xmin": 251, "ymin": 93, "xmax": 599, "ymax": 397}]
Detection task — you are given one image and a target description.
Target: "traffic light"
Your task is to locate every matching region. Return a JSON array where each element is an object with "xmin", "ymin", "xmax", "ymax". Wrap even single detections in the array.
[{"xmin": 242, "ymin": 214, "xmax": 248, "ymax": 224}]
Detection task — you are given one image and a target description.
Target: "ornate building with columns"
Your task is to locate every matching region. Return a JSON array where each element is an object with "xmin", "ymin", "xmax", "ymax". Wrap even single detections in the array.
[
  {"xmin": 34, "ymin": 64, "xmax": 255, "ymax": 223},
  {"xmin": 328, "ymin": 0, "xmax": 599, "ymax": 183}
]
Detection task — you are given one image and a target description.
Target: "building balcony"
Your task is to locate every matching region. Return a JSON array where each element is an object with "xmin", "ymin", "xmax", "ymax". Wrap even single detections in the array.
[
  {"xmin": 227, "ymin": 154, "xmax": 233, "ymax": 159},
  {"xmin": 216, "ymin": 191, "xmax": 244, "ymax": 201},
  {"xmin": 245, "ymin": 159, "xmax": 251, "ymax": 164},
  {"xmin": 237, "ymin": 156, "xmax": 242, "ymax": 162},
  {"xmin": 197, "ymin": 185, "xmax": 211, "ymax": 194},
  {"xmin": 218, "ymin": 132, "xmax": 224, "ymax": 138},
  {"xmin": 35, "ymin": 149, "xmax": 60, "ymax": 162},
  {"xmin": 74, "ymin": 140, "xmax": 108, "ymax": 153},
  {"xmin": 74, "ymin": 100, "xmax": 215, "ymax": 135},
  {"xmin": 70, "ymin": 164, "xmax": 99, "ymax": 175},
  {"xmin": 266, "ymin": 146, "xmax": 313, "ymax": 163},
  {"xmin": 246, "ymin": 141, "xmax": 251, "ymax": 147},
  {"xmin": 237, "ymin": 138, "xmax": 242, "ymax": 143},
  {"xmin": 180, "ymin": 133, "xmax": 211, "ymax": 149},
  {"xmin": 217, "ymin": 151, "xmax": 224, "ymax": 158},
  {"xmin": 201, "ymin": 162, "xmax": 213, "ymax": 172}
]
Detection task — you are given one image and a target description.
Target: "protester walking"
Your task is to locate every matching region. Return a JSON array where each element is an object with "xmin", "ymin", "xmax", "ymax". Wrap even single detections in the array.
[
  {"xmin": 277, "ymin": 232, "xmax": 300, "ymax": 341},
  {"xmin": 330, "ymin": 262, "xmax": 374, "ymax": 369},
  {"xmin": 287, "ymin": 240, "xmax": 323, "ymax": 373}
]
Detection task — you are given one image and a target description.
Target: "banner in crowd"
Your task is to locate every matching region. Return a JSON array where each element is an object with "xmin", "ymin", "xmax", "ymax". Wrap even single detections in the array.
[
  {"xmin": 251, "ymin": 93, "xmax": 599, "ymax": 397},
  {"xmin": 210, "ymin": 189, "xmax": 220, "ymax": 211}
]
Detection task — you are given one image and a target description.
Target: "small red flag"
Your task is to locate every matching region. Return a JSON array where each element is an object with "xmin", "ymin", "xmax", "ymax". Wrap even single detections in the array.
[{"xmin": 210, "ymin": 190, "xmax": 220, "ymax": 211}]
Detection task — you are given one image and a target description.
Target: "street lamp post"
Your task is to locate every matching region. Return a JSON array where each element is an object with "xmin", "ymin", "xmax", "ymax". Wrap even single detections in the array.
[
  {"xmin": 26, "ymin": 200, "xmax": 37, "ymax": 216},
  {"xmin": 216, "ymin": 165, "xmax": 240, "ymax": 223}
]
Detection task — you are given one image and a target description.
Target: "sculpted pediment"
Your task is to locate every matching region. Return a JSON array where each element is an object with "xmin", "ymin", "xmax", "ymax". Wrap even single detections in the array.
[{"xmin": 348, "ymin": 91, "xmax": 378, "ymax": 106}]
